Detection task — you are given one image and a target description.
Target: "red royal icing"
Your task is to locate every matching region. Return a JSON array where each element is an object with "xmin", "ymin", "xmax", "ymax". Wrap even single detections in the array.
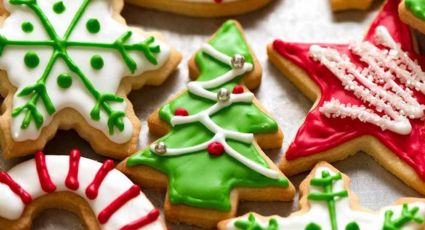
[
  {"xmin": 65, "ymin": 149, "xmax": 81, "ymax": 190},
  {"xmin": 0, "ymin": 172, "xmax": 32, "ymax": 204},
  {"xmin": 208, "ymin": 142, "xmax": 225, "ymax": 156},
  {"xmin": 35, "ymin": 151, "xmax": 56, "ymax": 193},
  {"xmin": 273, "ymin": 0, "xmax": 425, "ymax": 179},
  {"xmin": 119, "ymin": 208, "xmax": 160, "ymax": 230},
  {"xmin": 175, "ymin": 108, "xmax": 189, "ymax": 116},
  {"xmin": 98, "ymin": 185, "xmax": 141, "ymax": 224},
  {"xmin": 85, "ymin": 160, "xmax": 115, "ymax": 200},
  {"xmin": 232, "ymin": 85, "xmax": 244, "ymax": 94}
]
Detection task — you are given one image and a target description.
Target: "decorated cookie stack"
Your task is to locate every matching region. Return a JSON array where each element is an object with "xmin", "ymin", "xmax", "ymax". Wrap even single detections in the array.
[
  {"xmin": 1, "ymin": 0, "xmax": 425, "ymax": 229},
  {"xmin": 0, "ymin": 0, "xmax": 181, "ymax": 228}
]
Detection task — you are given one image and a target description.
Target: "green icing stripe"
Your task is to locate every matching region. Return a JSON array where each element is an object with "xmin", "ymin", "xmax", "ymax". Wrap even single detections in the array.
[
  {"xmin": 406, "ymin": 0, "xmax": 425, "ymax": 20},
  {"xmin": 127, "ymin": 20, "xmax": 287, "ymax": 211}
]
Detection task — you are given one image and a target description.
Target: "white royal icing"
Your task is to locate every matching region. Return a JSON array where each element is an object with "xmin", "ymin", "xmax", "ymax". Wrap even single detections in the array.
[
  {"xmin": 150, "ymin": 43, "xmax": 281, "ymax": 180},
  {"xmin": 310, "ymin": 26, "xmax": 425, "ymax": 135},
  {"xmin": 0, "ymin": 0, "xmax": 170, "ymax": 143},
  {"xmin": 226, "ymin": 166, "xmax": 425, "ymax": 230},
  {"xmin": 0, "ymin": 154, "xmax": 162, "ymax": 230}
]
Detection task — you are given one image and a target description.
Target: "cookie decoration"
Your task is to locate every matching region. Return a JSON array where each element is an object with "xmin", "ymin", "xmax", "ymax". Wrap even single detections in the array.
[
  {"xmin": 0, "ymin": 0, "xmax": 182, "ymax": 159},
  {"xmin": 399, "ymin": 0, "xmax": 425, "ymax": 34},
  {"xmin": 218, "ymin": 162, "xmax": 425, "ymax": 230},
  {"xmin": 126, "ymin": 0, "xmax": 272, "ymax": 17},
  {"xmin": 0, "ymin": 150, "xmax": 164, "ymax": 230},
  {"xmin": 268, "ymin": 0, "xmax": 425, "ymax": 195},
  {"xmin": 117, "ymin": 20, "xmax": 295, "ymax": 228},
  {"xmin": 330, "ymin": 0, "xmax": 374, "ymax": 11}
]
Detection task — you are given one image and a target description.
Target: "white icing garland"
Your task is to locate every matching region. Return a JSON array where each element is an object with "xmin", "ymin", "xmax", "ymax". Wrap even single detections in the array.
[
  {"xmin": 310, "ymin": 26, "xmax": 425, "ymax": 135},
  {"xmin": 150, "ymin": 43, "xmax": 281, "ymax": 180},
  {"xmin": 226, "ymin": 166, "xmax": 425, "ymax": 230}
]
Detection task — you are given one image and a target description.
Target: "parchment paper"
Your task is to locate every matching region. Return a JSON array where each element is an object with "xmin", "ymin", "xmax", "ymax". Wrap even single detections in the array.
[{"xmin": 1, "ymin": 0, "xmax": 422, "ymax": 229}]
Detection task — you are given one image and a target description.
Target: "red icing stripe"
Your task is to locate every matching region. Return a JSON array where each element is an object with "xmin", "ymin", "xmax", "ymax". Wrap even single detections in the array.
[
  {"xmin": 85, "ymin": 160, "xmax": 114, "ymax": 200},
  {"xmin": 119, "ymin": 209, "xmax": 160, "ymax": 230},
  {"xmin": 35, "ymin": 151, "xmax": 56, "ymax": 193},
  {"xmin": 0, "ymin": 172, "xmax": 32, "ymax": 204},
  {"xmin": 65, "ymin": 149, "xmax": 81, "ymax": 190},
  {"xmin": 98, "ymin": 185, "xmax": 141, "ymax": 224}
]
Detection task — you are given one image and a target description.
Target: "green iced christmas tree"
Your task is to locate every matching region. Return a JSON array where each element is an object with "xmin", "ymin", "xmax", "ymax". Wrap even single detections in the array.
[{"xmin": 126, "ymin": 21, "xmax": 289, "ymax": 211}]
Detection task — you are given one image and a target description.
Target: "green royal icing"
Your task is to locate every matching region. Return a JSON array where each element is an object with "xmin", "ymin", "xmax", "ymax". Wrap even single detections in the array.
[
  {"xmin": 305, "ymin": 223, "xmax": 321, "ymax": 230},
  {"xmin": 86, "ymin": 18, "xmax": 100, "ymax": 34},
  {"xmin": 307, "ymin": 171, "xmax": 349, "ymax": 230},
  {"xmin": 53, "ymin": 1, "xmax": 65, "ymax": 14},
  {"xmin": 24, "ymin": 51, "xmax": 39, "ymax": 68},
  {"xmin": 126, "ymin": 21, "xmax": 288, "ymax": 211},
  {"xmin": 90, "ymin": 54, "xmax": 104, "ymax": 70},
  {"xmin": 235, "ymin": 213, "xmax": 278, "ymax": 230},
  {"xmin": 382, "ymin": 203, "xmax": 424, "ymax": 229},
  {"xmin": 21, "ymin": 22, "xmax": 33, "ymax": 33},
  {"xmin": 2, "ymin": 0, "xmax": 161, "ymax": 132},
  {"xmin": 57, "ymin": 73, "xmax": 72, "ymax": 89},
  {"xmin": 406, "ymin": 0, "xmax": 425, "ymax": 20}
]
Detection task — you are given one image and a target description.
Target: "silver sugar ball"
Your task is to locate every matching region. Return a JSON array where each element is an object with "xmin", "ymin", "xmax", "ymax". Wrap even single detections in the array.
[
  {"xmin": 154, "ymin": 141, "xmax": 167, "ymax": 154},
  {"xmin": 217, "ymin": 88, "xmax": 231, "ymax": 102},
  {"xmin": 231, "ymin": 54, "xmax": 245, "ymax": 69}
]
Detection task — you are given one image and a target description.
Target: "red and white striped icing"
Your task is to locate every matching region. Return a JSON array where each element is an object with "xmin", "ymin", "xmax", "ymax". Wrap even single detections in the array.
[{"xmin": 0, "ymin": 150, "xmax": 162, "ymax": 230}]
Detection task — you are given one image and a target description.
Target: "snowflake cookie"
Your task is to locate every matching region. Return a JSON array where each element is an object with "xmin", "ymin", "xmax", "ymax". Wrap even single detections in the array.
[
  {"xmin": 0, "ymin": 0, "xmax": 181, "ymax": 159},
  {"xmin": 218, "ymin": 162, "xmax": 425, "ymax": 230},
  {"xmin": 268, "ymin": 0, "xmax": 425, "ymax": 195},
  {"xmin": 0, "ymin": 150, "xmax": 165, "ymax": 230},
  {"xmin": 117, "ymin": 20, "xmax": 295, "ymax": 228},
  {"xmin": 127, "ymin": 0, "xmax": 273, "ymax": 17}
]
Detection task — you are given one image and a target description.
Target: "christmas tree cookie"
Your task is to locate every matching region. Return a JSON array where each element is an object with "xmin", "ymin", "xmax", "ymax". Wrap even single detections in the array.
[
  {"xmin": 218, "ymin": 162, "xmax": 425, "ymax": 230},
  {"xmin": 0, "ymin": 0, "xmax": 181, "ymax": 159},
  {"xmin": 399, "ymin": 0, "xmax": 425, "ymax": 34},
  {"xmin": 0, "ymin": 150, "xmax": 164, "ymax": 230},
  {"xmin": 126, "ymin": 0, "xmax": 272, "ymax": 17},
  {"xmin": 268, "ymin": 0, "xmax": 425, "ymax": 195},
  {"xmin": 117, "ymin": 20, "xmax": 295, "ymax": 228},
  {"xmin": 330, "ymin": 0, "xmax": 374, "ymax": 11}
]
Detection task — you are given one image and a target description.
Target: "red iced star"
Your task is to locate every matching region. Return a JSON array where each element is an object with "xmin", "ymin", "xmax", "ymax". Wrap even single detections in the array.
[{"xmin": 271, "ymin": 0, "xmax": 425, "ymax": 189}]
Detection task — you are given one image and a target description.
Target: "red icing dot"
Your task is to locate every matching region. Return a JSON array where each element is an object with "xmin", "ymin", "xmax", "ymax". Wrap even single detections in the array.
[
  {"xmin": 208, "ymin": 142, "xmax": 225, "ymax": 156},
  {"xmin": 175, "ymin": 108, "xmax": 189, "ymax": 116},
  {"xmin": 232, "ymin": 85, "xmax": 244, "ymax": 94},
  {"xmin": 214, "ymin": 0, "xmax": 223, "ymax": 3}
]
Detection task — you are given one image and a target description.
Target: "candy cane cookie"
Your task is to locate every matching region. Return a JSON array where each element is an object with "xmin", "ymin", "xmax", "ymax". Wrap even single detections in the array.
[{"xmin": 0, "ymin": 150, "xmax": 164, "ymax": 230}]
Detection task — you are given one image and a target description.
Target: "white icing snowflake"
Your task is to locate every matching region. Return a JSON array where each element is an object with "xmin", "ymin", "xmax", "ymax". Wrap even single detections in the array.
[{"xmin": 0, "ymin": 0, "xmax": 170, "ymax": 143}]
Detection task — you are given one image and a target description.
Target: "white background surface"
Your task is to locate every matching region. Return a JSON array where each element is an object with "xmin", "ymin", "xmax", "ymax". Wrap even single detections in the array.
[{"xmin": 1, "ymin": 0, "xmax": 423, "ymax": 229}]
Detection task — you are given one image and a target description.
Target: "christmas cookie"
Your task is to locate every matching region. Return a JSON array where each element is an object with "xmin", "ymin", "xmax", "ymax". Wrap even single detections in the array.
[
  {"xmin": 117, "ymin": 20, "xmax": 295, "ymax": 228},
  {"xmin": 218, "ymin": 162, "xmax": 425, "ymax": 230},
  {"xmin": 126, "ymin": 0, "xmax": 272, "ymax": 17},
  {"xmin": 330, "ymin": 0, "xmax": 374, "ymax": 11},
  {"xmin": 0, "ymin": 150, "xmax": 164, "ymax": 230},
  {"xmin": 0, "ymin": 0, "xmax": 181, "ymax": 159},
  {"xmin": 399, "ymin": 0, "xmax": 425, "ymax": 34},
  {"xmin": 268, "ymin": 0, "xmax": 425, "ymax": 195}
]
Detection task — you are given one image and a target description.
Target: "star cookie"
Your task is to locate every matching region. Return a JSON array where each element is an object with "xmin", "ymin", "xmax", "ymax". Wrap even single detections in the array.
[{"xmin": 268, "ymin": 0, "xmax": 425, "ymax": 194}]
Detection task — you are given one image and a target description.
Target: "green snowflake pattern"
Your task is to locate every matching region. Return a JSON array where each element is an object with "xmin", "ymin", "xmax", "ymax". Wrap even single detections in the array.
[{"xmin": 1, "ymin": 0, "xmax": 160, "ymax": 134}]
